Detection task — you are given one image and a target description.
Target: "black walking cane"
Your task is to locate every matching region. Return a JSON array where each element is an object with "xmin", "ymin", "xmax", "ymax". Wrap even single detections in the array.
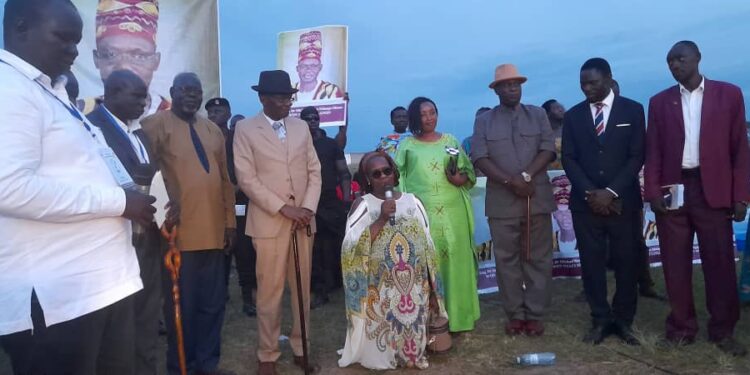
[{"xmin": 291, "ymin": 224, "xmax": 311, "ymax": 375}]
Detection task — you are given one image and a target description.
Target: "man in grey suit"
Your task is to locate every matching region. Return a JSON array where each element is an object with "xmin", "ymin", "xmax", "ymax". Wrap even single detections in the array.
[{"xmin": 472, "ymin": 64, "xmax": 557, "ymax": 337}]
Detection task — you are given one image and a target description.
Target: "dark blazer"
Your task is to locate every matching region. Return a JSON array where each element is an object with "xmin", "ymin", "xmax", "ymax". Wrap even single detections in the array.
[
  {"xmin": 86, "ymin": 105, "xmax": 156, "ymax": 184},
  {"xmin": 644, "ymin": 79, "xmax": 750, "ymax": 209},
  {"xmin": 562, "ymin": 95, "xmax": 646, "ymax": 213}
]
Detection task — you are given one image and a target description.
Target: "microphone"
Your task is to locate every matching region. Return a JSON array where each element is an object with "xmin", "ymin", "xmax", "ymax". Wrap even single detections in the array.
[{"xmin": 384, "ymin": 185, "xmax": 395, "ymax": 226}]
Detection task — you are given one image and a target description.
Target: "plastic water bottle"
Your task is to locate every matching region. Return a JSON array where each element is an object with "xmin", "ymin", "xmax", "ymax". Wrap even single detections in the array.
[{"xmin": 516, "ymin": 352, "xmax": 555, "ymax": 366}]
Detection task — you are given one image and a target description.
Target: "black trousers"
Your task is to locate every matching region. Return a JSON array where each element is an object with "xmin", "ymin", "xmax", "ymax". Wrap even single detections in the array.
[
  {"xmin": 162, "ymin": 250, "xmax": 227, "ymax": 375},
  {"xmin": 1, "ymin": 292, "xmax": 135, "ymax": 375},
  {"xmin": 312, "ymin": 198, "xmax": 346, "ymax": 295},
  {"xmin": 573, "ymin": 210, "xmax": 639, "ymax": 325},
  {"xmin": 225, "ymin": 214, "xmax": 257, "ymax": 302},
  {"xmin": 133, "ymin": 224, "xmax": 164, "ymax": 375}
]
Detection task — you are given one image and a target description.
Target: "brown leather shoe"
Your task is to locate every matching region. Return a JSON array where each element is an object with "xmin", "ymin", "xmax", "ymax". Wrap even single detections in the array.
[
  {"xmin": 293, "ymin": 355, "xmax": 320, "ymax": 373},
  {"xmin": 504, "ymin": 319, "xmax": 525, "ymax": 336},
  {"xmin": 524, "ymin": 320, "xmax": 545, "ymax": 336},
  {"xmin": 257, "ymin": 361, "xmax": 277, "ymax": 375}
]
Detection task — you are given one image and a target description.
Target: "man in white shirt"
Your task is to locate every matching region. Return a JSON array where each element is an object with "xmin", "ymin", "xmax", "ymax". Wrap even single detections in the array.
[
  {"xmin": 0, "ymin": 1, "xmax": 156, "ymax": 374},
  {"xmin": 645, "ymin": 40, "xmax": 750, "ymax": 356}
]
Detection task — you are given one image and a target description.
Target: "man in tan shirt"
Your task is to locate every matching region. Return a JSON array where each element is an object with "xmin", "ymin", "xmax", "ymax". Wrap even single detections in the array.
[
  {"xmin": 142, "ymin": 72, "xmax": 236, "ymax": 375},
  {"xmin": 233, "ymin": 70, "xmax": 321, "ymax": 375}
]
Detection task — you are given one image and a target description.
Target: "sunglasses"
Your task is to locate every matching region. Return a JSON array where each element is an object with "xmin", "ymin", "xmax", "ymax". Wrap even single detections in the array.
[{"xmin": 370, "ymin": 167, "xmax": 394, "ymax": 179}]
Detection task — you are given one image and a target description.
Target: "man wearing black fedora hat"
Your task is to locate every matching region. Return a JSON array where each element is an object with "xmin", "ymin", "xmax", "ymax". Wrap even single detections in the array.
[
  {"xmin": 205, "ymin": 97, "xmax": 259, "ymax": 318},
  {"xmin": 233, "ymin": 70, "xmax": 322, "ymax": 375}
]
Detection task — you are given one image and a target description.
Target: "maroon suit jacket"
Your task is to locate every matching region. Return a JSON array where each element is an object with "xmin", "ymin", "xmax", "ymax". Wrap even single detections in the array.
[{"xmin": 644, "ymin": 78, "xmax": 750, "ymax": 209}]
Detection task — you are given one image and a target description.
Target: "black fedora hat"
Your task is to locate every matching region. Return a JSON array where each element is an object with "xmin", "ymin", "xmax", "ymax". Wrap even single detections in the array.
[{"xmin": 251, "ymin": 70, "xmax": 298, "ymax": 95}]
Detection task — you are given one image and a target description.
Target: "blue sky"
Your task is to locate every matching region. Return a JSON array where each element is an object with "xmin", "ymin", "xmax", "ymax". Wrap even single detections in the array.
[
  {"xmin": 2, "ymin": 1, "xmax": 749, "ymax": 152},
  {"xmin": 219, "ymin": 0, "xmax": 750, "ymax": 151}
]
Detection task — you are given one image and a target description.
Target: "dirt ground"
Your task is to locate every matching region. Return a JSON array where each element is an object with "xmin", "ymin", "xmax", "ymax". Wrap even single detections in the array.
[{"xmin": 2, "ymin": 265, "xmax": 749, "ymax": 374}]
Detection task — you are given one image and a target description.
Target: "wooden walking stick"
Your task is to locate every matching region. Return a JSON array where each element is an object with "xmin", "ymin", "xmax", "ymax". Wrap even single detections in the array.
[
  {"xmin": 291, "ymin": 225, "xmax": 311, "ymax": 375},
  {"xmin": 525, "ymin": 196, "xmax": 532, "ymax": 262},
  {"xmin": 162, "ymin": 225, "xmax": 187, "ymax": 375}
]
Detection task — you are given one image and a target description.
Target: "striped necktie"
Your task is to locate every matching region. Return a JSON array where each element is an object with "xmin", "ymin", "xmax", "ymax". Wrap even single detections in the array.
[{"xmin": 594, "ymin": 102, "xmax": 605, "ymax": 141}]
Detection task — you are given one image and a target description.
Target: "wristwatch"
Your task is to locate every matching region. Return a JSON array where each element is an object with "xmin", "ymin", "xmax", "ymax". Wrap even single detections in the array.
[{"xmin": 521, "ymin": 171, "xmax": 532, "ymax": 183}]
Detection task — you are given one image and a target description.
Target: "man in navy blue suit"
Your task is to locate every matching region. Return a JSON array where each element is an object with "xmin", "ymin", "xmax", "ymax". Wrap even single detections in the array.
[
  {"xmin": 87, "ymin": 69, "xmax": 171, "ymax": 375},
  {"xmin": 562, "ymin": 58, "xmax": 646, "ymax": 346}
]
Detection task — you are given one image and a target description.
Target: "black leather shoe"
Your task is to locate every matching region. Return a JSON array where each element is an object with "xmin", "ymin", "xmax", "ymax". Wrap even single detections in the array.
[
  {"xmin": 613, "ymin": 322, "xmax": 640, "ymax": 346},
  {"xmin": 583, "ymin": 322, "xmax": 612, "ymax": 345},
  {"xmin": 715, "ymin": 337, "xmax": 748, "ymax": 357},
  {"xmin": 242, "ymin": 302, "xmax": 257, "ymax": 317}
]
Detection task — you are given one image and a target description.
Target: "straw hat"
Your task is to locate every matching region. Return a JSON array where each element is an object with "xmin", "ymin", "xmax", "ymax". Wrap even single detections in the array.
[{"xmin": 489, "ymin": 64, "xmax": 527, "ymax": 88}]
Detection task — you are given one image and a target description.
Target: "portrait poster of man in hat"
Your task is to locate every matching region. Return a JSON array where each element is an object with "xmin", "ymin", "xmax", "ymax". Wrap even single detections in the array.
[
  {"xmin": 277, "ymin": 25, "xmax": 348, "ymax": 128},
  {"xmin": 71, "ymin": 0, "xmax": 220, "ymax": 116}
]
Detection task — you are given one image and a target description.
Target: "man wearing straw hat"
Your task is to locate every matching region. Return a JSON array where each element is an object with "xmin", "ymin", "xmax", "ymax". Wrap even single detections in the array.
[
  {"xmin": 471, "ymin": 64, "xmax": 556, "ymax": 337},
  {"xmin": 233, "ymin": 70, "xmax": 321, "ymax": 375}
]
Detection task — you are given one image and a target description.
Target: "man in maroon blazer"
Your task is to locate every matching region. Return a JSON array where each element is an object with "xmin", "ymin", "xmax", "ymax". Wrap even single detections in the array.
[{"xmin": 645, "ymin": 40, "xmax": 749, "ymax": 356}]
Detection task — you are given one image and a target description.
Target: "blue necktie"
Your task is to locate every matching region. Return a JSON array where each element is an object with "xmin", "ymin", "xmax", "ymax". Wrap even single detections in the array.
[{"xmin": 189, "ymin": 121, "xmax": 210, "ymax": 173}]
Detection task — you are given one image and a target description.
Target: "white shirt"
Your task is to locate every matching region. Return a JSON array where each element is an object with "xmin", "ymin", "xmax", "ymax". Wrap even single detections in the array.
[
  {"xmin": 680, "ymin": 77, "xmax": 705, "ymax": 168},
  {"xmin": 101, "ymin": 105, "xmax": 150, "ymax": 163},
  {"xmin": 589, "ymin": 89, "xmax": 619, "ymax": 197},
  {"xmin": 0, "ymin": 49, "xmax": 142, "ymax": 335},
  {"xmin": 589, "ymin": 89, "xmax": 615, "ymax": 134}
]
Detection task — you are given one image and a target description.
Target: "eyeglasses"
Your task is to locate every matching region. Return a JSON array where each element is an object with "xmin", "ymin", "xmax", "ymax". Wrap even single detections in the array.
[
  {"xmin": 301, "ymin": 115, "xmax": 320, "ymax": 121},
  {"xmin": 370, "ymin": 167, "xmax": 394, "ymax": 179},
  {"xmin": 267, "ymin": 94, "xmax": 295, "ymax": 104},
  {"xmin": 94, "ymin": 49, "xmax": 158, "ymax": 64}
]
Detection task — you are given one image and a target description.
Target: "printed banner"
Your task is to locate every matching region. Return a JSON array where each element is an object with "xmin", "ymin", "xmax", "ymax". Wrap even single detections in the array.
[
  {"xmin": 472, "ymin": 173, "xmax": 710, "ymax": 294},
  {"xmin": 71, "ymin": 0, "xmax": 220, "ymax": 116},
  {"xmin": 277, "ymin": 25, "xmax": 348, "ymax": 127}
]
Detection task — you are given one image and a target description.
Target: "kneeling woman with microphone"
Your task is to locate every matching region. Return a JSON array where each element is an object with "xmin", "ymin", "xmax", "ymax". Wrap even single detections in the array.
[{"xmin": 338, "ymin": 151, "xmax": 449, "ymax": 370}]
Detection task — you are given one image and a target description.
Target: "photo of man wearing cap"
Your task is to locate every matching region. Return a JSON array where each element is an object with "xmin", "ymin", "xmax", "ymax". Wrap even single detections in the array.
[
  {"xmin": 471, "ymin": 64, "xmax": 557, "ymax": 337},
  {"xmin": 232, "ymin": 70, "xmax": 321, "ymax": 375},
  {"xmin": 82, "ymin": 0, "xmax": 169, "ymax": 115},
  {"xmin": 292, "ymin": 30, "xmax": 344, "ymax": 102}
]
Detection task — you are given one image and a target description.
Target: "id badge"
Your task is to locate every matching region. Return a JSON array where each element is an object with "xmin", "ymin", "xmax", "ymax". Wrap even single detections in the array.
[{"xmin": 99, "ymin": 147, "xmax": 135, "ymax": 188}]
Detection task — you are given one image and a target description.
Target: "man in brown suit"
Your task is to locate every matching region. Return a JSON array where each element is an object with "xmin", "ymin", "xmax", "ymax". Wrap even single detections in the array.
[
  {"xmin": 233, "ymin": 70, "xmax": 322, "ymax": 375},
  {"xmin": 142, "ymin": 72, "xmax": 236, "ymax": 375}
]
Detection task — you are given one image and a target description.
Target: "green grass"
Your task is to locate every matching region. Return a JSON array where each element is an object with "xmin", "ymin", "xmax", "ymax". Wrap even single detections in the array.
[{"xmin": 2, "ymin": 265, "xmax": 749, "ymax": 374}]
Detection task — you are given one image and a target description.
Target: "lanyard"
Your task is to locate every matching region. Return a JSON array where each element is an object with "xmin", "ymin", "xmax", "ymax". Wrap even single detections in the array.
[
  {"xmin": 101, "ymin": 106, "xmax": 148, "ymax": 162},
  {"xmin": 33, "ymin": 80, "xmax": 99, "ymax": 141},
  {"xmin": 0, "ymin": 59, "xmax": 94, "ymax": 139}
]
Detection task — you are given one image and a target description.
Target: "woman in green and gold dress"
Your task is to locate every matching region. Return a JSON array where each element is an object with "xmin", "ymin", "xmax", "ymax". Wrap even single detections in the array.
[{"xmin": 395, "ymin": 97, "xmax": 480, "ymax": 332}]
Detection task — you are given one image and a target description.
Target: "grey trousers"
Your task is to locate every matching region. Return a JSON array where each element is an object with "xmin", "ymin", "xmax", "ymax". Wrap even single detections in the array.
[{"xmin": 489, "ymin": 214, "xmax": 553, "ymax": 321}]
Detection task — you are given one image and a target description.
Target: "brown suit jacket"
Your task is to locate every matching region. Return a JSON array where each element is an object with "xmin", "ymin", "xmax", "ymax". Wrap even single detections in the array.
[{"xmin": 233, "ymin": 112, "xmax": 322, "ymax": 238}]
